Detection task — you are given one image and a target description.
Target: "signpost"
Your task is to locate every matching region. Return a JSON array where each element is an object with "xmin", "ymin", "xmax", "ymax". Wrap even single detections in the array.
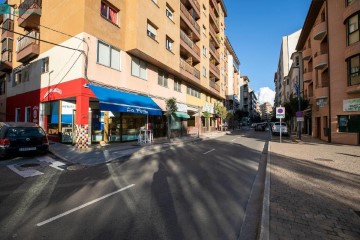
[{"xmin": 276, "ymin": 107, "xmax": 285, "ymax": 142}]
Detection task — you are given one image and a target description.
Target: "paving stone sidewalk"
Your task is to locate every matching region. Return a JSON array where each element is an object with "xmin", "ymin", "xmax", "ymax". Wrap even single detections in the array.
[{"xmin": 268, "ymin": 136, "xmax": 360, "ymax": 240}]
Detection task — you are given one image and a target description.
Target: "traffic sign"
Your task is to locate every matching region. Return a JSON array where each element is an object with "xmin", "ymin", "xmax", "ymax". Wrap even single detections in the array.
[{"xmin": 276, "ymin": 107, "xmax": 285, "ymax": 119}]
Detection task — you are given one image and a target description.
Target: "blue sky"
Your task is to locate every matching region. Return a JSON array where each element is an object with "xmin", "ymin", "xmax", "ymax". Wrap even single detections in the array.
[{"xmin": 224, "ymin": 0, "xmax": 312, "ymax": 102}]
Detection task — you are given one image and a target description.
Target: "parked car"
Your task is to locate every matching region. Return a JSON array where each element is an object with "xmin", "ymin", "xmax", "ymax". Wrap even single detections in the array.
[
  {"xmin": 272, "ymin": 122, "xmax": 289, "ymax": 136},
  {"xmin": 255, "ymin": 123, "xmax": 266, "ymax": 131},
  {"xmin": 0, "ymin": 122, "xmax": 49, "ymax": 159}
]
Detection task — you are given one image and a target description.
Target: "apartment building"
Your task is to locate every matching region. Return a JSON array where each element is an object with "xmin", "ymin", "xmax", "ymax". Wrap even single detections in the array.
[
  {"xmin": 224, "ymin": 36, "xmax": 240, "ymax": 113},
  {"xmin": 260, "ymin": 102, "xmax": 273, "ymax": 121},
  {"xmin": 275, "ymin": 29, "xmax": 301, "ymax": 105},
  {"xmin": 0, "ymin": 0, "xmax": 232, "ymax": 148},
  {"xmin": 296, "ymin": 0, "xmax": 360, "ymax": 145}
]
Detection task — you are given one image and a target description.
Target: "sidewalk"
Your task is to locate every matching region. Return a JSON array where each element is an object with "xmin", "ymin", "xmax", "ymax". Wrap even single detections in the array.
[
  {"xmin": 49, "ymin": 131, "xmax": 228, "ymax": 165},
  {"xmin": 265, "ymin": 134, "xmax": 360, "ymax": 240}
]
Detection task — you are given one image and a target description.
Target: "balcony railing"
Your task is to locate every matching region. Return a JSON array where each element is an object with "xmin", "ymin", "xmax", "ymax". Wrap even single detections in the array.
[
  {"xmin": 209, "ymin": 42, "xmax": 220, "ymax": 61},
  {"xmin": 209, "ymin": 25, "xmax": 220, "ymax": 47},
  {"xmin": 189, "ymin": 0, "xmax": 200, "ymax": 13},
  {"xmin": 17, "ymin": 31, "xmax": 39, "ymax": 52},
  {"xmin": 180, "ymin": 58, "xmax": 200, "ymax": 79},
  {"xmin": 180, "ymin": 29, "xmax": 200, "ymax": 56},
  {"xmin": 19, "ymin": 0, "xmax": 42, "ymax": 17},
  {"xmin": 210, "ymin": 0, "xmax": 219, "ymax": 16},
  {"xmin": 180, "ymin": 2, "xmax": 200, "ymax": 35},
  {"xmin": 209, "ymin": 80, "xmax": 220, "ymax": 92},
  {"xmin": 210, "ymin": 62, "xmax": 220, "ymax": 76},
  {"xmin": 209, "ymin": 8, "xmax": 220, "ymax": 32}
]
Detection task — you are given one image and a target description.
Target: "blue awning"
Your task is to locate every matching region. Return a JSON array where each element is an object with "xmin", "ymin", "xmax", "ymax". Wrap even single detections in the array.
[{"xmin": 89, "ymin": 84, "xmax": 162, "ymax": 116}]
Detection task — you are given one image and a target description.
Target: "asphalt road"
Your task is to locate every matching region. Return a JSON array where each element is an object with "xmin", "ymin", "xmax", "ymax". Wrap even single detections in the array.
[{"xmin": 0, "ymin": 129, "xmax": 271, "ymax": 240}]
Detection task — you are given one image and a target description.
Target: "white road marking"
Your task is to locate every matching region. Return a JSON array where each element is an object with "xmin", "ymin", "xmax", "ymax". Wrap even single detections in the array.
[
  {"xmin": 231, "ymin": 139, "xmax": 237, "ymax": 142},
  {"xmin": 37, "ymin": 155, "xmax": 66, "ymax": 171},
  {"xmin": 36, "ymin": 184, "xmax": 135, "ymax": 227},
  {"xmin": 7, "ymin": 165, "xmax": 43, "ymax": 178},
  {"xmin": 203, "ymin": 149, "xmax": 215, "ymax": 155}
]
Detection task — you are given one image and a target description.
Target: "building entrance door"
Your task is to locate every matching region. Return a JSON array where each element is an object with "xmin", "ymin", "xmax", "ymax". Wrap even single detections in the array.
[{"xmin": 316, "ymin": 117, "xmax": 321, "ymax": 139}]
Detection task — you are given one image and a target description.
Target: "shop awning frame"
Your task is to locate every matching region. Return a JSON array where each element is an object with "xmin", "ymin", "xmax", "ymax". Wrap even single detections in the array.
[
  {"xmin": 89, "ymin": 84, "xmax": 162, "ymax": 116},
  {"xmin": 173, "ymin": 111, "xmax": 191, "ymax": 119}
]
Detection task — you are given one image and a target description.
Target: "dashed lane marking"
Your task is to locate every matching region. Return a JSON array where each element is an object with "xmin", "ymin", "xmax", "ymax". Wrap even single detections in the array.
[{"xmin": 203, "ymin": 149, "xmax": 215, "ymax": 154}]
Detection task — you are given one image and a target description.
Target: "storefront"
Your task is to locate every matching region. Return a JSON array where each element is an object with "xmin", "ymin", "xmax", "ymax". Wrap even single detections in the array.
[{"xmin": 88, "ymin": 84, "xmax": 165, "ymax": 143}]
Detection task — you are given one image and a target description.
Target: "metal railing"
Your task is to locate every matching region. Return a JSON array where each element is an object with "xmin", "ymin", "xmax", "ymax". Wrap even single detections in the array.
[
  {"xmin": 180, "ymin": 29, "xmax": 200, "ymax": 56},
  {"xmin": 16, "ymin": 31, "xmax": 39, "ymax": 52},
  {"xmin": 180, "ymin": 2, "xmax": 200, "ymax": 34},
  {"xmin": 210, "ymin": 62, "xmax": 220, "ymax": 76},
  {"xmin": 209, "ymin": 42, "xmax": 220, "ymax": 60},
  {"xmin": 180, "ymin": 58, "xmax": 200, "ymax": 79},
  {"xmin": 189, "ymin": 0, "xmax": 200, "ymax": 13}
]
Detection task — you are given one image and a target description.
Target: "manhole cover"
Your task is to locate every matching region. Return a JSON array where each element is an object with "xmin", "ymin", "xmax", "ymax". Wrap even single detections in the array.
[
  {"xmin": 20, "ymin": 163, "xmax": 41, "ymax": 168},
  {"xmin": 314, "ymin": 158, "xmax": 333, "ymax": 162},
  {"xmin": 67, "ymin": 165, "xmax": 87, "ymax": 171}
]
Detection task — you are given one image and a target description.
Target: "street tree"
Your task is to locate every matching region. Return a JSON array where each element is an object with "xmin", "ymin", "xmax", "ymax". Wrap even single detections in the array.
[{"xmin": 165, "ymin": 97, "xmax": 178, "ymax": 140}]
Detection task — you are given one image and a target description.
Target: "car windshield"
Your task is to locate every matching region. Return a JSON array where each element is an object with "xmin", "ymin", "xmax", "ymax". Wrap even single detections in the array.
[{"xmin": 6, "ymin": 127, "xmax": 46, "ymax": 137}]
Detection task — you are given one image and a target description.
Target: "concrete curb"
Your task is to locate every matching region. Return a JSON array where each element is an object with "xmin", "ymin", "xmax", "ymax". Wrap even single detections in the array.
[{"xmin": 259, "ymin": 141, "xmax": 271, "ymax": 240}]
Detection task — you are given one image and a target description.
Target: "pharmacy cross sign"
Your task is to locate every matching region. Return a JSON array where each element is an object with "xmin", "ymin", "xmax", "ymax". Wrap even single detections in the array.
[{"xmin": 276, "ymin": 107, "xmax": 285, "ymax": 119}]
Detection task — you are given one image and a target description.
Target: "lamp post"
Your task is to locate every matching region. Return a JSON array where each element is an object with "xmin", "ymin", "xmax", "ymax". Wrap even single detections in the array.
[{"xmin": 293, "ymin": 66, "xmax": 302, "ymax": 140}]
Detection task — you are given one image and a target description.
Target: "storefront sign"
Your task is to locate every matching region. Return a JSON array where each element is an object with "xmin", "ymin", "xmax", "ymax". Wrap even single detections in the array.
[
  {"xmin": 176, "ymin": 103, "xmax": 188, "ymax": 112},
  {"xmin": 62, "ymin": 101, "xmax": 75, "ymax": 114},
  {"xmin": 202, "ymin": 104, "xmax": 215, "ymax": 114},
  {"xmin": 43, "ymin": 88, "xmax": 63, "ymax": 99},
  {"xmin": 343, "ymin": 98, "xmax": 360, "ymax": 112},
  {"xmin": 126, "ymin": 107, "xmax": 148, "ymax": 115}
]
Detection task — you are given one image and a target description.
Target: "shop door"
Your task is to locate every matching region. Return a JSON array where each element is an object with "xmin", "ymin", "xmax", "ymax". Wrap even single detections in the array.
[{"xmin": 316, "ymin": 117, "xmax": 321, "ymax": 139}]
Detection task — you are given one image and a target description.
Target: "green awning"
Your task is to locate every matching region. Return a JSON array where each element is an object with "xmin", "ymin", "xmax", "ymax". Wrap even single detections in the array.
[{"xmin": 174, "ymin": 112, "xmax": 190, "ymax": 119}]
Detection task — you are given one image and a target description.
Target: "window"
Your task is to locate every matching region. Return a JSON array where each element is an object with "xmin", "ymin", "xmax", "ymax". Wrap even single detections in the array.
[
  {"xmin": 346, "ymin": 0, "xmax": 355, "ymax": 6},
  {"xmin": 147, "ymin": 21, "xmax": 157, "ymax": 40},
  {"xmin": 166, "ymin": 36, "xmax": 173, "ymax": 51},
  {"xmin": 295, "ymin": 56, "xmax": 300, "ymax": 66},
  {"xmin": 158, "ymin": 69, "xmax": 168, "ymax": 87},
  {"xmin": 100, "ymin": 1, "xmax": 118, "ymax": 25},
  {"xmin": 1, "ymin": 37, "xmax": 13, "ymax": 53},
  {"xmin": 174, "ymin": 78, "xmax": 181, "ymax": 92},
  {"xmin": 131, "ymin": 56, "xmax": 147, "ymax": 79},
  {"xmin": 347, "ymin": 14, "xmax": 359, "ymax": 45},
  {"xmin": 166, "ymin": 4, "xmax": 174, "ymax": 21},
  {"xmin": 338, "ymin": 115, "xmax": 360, "ymax": 133},
  {"xmin": 202, "ymin": 66, "xmax": 207, "ymax": 77},
  {"xmin": 25, "ymin": 107, "xmax": 31, "ymax": 122},
  {"xmin": 41, "ymin": 57, "xmax": 49, "ymax": 73},
  {"xmin": 203, "ymin": 46, "xmax": 207, "ymax": 57},
  {"xmin": 202, "ymin": 25, "xmax": 206, "ymax": 36},
  {"xmin": 348, "ymin": 54, "xmax": 360, "ymax": 86},
  {"xmin": 15, "ymin": 108, "xmax": 20, "ymax": 122},
  {"xmin": 97, "ymin": 40, "xmax": 121, "ymax": 70},
  {"xmin": 187, "ymin": 86, "xmax": 201, "ymax": 98}
]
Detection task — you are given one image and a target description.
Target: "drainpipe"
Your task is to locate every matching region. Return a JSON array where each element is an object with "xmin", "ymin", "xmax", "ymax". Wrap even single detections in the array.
[{"xmin": 325, "ymin": 0, "xmax": 331, "ymax": 143}]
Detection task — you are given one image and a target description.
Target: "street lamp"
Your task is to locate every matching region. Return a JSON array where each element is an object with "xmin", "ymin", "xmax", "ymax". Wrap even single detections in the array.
[{"xmin": 293, "ymin": 67, "xmax": 302, "ymax": 140}]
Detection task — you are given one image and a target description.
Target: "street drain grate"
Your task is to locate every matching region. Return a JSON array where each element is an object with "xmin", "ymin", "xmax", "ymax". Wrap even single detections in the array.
[
  {"xmin": 314, "ymin": 158, "xmax": 333, "ymax": 162},
  {"xmin": 20, "ymin": 163, "xmax": 41, "ymax": 168},
  {"xmin": 354, "ymin": 210, "xmax": 360, "ymax": 217}
]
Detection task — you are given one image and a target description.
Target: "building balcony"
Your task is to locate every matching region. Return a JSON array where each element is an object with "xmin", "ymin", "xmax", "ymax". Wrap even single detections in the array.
[
  {"xmin": 313, "ymin": 51, "xmax": 328, "ymax": 70},
  {"xmin": 209, "ymin": 25, "xmax": 220, "ymax": 47},
  {"xmin": 314, "ymin": 86, "xmax": 329, "ymax": 99},
  {"xmin": 18, "ymin": 0, "xmax": 42, "ymax": 29},
  {"xmin": 1, "ymin": 19, "xmax": 14, "ymax": 39},
  {"xmin": 209, "ymin": 62, "xmax": 220, "ymax": 79},
  {"xmin": 16, "ymin": 31, "xmax": 40, "ymax": 63},
  {"xmin": 209, "ymin": 42, "xmax": 220, "ymax": 63},
  {"xmin": 209, "ymin": 8, "xmax": 220, "ymax": 33},
  {"xmin": 179, "ymin": 58, "xmax": 200, "ymax": 83},
  {"xmin": 343, "ymin": 0, "xmax": 360, "ymax": 23},
  {"xmin": 209, "ymin": 80, "xmax": 220, "ymax": 93},
  {"xmin": 302, "ymin": 47, "xmax": 312, "ymax": 60},
  {"xmin": 180, "ymin": 2, "xmax": 201, "ymax": 40},
  {"xmin": 183, "ymin": 0, "xmax": 200, "ymax": 18},
  {"xmin": 313, "ymin": 20, "xmax": 327, "ymax": 41},
  {"xmin": 0, "ymin": 51, "xmax": 13, "ymax": 72},
  {"xmin": 345, "ymin": 41, "xmax": 360, "ymax": 60},
  {"xmin": 303, "ymin": 71, "xmax": 313, "ymax": 83},
  {"xmin": 180, "ymin": 30, "xmax": 200, "ymax": 62}
]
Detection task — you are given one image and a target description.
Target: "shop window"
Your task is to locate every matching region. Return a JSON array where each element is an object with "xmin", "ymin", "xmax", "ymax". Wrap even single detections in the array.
[
  {"xmin": 347, "ymin": 14, "xmax": 359, "ymax": 45},
  {"xmin": 101, "ymin": 1, "xmax": 119, "ymax": 25},
  {"xmin": 25, "ymin": 107, "xmax": 31, "ymax": 122},
  {"xmin": 131, "ymin": 56, "xmax": 147, "ymax": 80},
  {"xmin": 15, "ymin": 108, "xmax": 20, "ymax": 122},
  {"xmin": 97, "ymin": 40, "xmax": 121, "ymax": 70},
  {"xmin": 338, "ymin": 115, "xmax": 360, "ymax": 133},
  {"xmin": 347, "ymin": 54, "xmax": 360, "ymax": 86}
]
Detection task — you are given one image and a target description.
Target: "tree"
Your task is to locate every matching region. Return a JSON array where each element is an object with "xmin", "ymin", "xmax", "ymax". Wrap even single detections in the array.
[
  {"xmin": 214, "ymin": 103, "xmax": 228, "ymax": 121},
  {"xmin": 202, "ymin": 111, "xmax": 211, "ymax": 131},
  {"xmin": 283, "ymin": 97, "xmax": 309, "ymax": 121},
  {"xmin": 164, "ymin": 97, "xmax": 178, "ymax": 140}
]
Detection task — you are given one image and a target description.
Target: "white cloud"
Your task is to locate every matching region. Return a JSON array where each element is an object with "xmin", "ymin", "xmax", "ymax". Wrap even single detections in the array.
[{"xmin": 257, "ymin": 87, "xmax": 275, "ymax": 106}]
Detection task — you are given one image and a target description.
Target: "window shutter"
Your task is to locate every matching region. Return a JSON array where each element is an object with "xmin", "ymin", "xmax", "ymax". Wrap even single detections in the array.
[
  {"xmin": 98, "ymin": 41, "xmax": 110, "ymax": 66},
  {"xmin": 111, "ymin": 48, "xmax": 120, "ymax": 70}
]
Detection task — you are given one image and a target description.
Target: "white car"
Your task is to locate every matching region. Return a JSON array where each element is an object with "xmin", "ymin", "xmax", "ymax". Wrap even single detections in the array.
[{"xmin": 272, "ymin": 122, "xmax": 289, "ymax": 136}]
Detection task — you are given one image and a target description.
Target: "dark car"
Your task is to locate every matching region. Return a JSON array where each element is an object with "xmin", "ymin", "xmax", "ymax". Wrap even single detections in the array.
[{"xmin": 0, "ymin": 122, "xmax": 49, "ymax": 159}]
